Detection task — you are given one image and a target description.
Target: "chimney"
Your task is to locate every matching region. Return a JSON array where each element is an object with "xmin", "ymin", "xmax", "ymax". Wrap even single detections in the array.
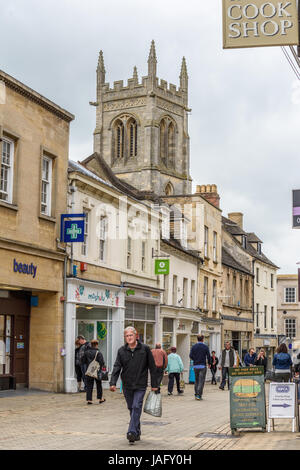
[
  {"xmin": 228, "ymin": 212, "xmax": 243, "ymax": 229},
  {"xmin": 196, "ymin": 184, "xmax": 220, "ymax": 208}
]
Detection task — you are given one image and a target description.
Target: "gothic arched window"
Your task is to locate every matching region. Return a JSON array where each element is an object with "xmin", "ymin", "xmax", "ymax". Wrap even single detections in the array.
[
  {"xmin": 115, "ymin": 120, "xmax": 124, "ymax": 160},
  {"xmin": 159, "ymin": 117, "xmax": 176, "ymax": 168},
  {"xmin": 113, "ymin": 116, "xmax": 138, "ymax": 162},
  {"xmin": 128, "ymin": 118, "xmax": 138, "ymax": 158}
]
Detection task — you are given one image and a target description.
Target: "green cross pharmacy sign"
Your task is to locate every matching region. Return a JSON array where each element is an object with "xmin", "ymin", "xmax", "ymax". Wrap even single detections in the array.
[{"xmin": 155, "ymin": 259, "xmax": 170, "ymax": 275}]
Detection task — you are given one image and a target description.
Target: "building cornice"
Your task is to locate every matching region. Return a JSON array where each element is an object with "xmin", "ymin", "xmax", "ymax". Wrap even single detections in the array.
[{"xmin": 0, "ymin": 70, "xmax": 74, "ymax": 123}]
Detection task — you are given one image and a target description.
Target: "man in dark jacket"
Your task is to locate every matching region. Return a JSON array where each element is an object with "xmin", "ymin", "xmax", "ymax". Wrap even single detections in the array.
[
  {"xmin": 189, "ymin": 335, "xmax": 211, "ymax": 400},
  {"xmin": 110, "ymin": 326, "xmax": 158, "ymax": 444}
]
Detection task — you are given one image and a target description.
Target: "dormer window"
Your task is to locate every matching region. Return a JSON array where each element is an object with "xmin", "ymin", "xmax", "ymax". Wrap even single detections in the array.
[
  {"xmin": 241, "ymin": 235, "xmax": 247, "ymax": 249},
  {"xmin": 257, "ymin": 242, "xmax": 262, "ymax": 254}
]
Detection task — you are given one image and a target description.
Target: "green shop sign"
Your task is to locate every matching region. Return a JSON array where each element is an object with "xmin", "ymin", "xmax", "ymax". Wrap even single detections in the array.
[
  {"xmin": 155, "ymin": 259, "xmax": 170, "ymax": 275},
  {"xmin": 229, "ymin": 366, "xmax": 266, "ymax": 433}
]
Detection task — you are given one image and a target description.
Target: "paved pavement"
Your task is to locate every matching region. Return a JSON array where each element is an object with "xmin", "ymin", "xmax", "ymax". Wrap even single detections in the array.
[{"xmin": 0, "ymin": 383, "xmax": 299, "ymax": 450}]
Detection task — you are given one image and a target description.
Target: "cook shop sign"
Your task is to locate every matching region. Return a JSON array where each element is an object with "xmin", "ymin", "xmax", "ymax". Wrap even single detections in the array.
[{"xmin": 223, "ymin": 0, "xmax": 299, "ymax": 49}]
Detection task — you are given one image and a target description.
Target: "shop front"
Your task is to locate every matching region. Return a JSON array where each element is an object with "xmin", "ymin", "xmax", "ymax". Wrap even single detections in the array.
[
  {"xmin": 65, "ymin": 278, "xmax": 125, "ymax": 393},
  {"xmin": 0, "ymin": 247, "xmax": 65, "ymax": 391},
  {"xmin": 124, "ymin": 285, "xmax": 161, "ymax": 350}
]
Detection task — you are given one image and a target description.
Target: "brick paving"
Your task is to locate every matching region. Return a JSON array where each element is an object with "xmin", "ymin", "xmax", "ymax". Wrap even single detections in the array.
[{"xmin": 0, "ymin": 383, "xmax": 299, "ymax": 450}]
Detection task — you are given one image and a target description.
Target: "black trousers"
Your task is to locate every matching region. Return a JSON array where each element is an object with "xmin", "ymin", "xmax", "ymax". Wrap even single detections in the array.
[
  {"xmin": 156, "ymin": 367, "xmax": 164, "ymax": 393},
  {"xmin": 75, "ymin": 365, "xmax": 82, "ymax": 383},
  {"xmin": 168, "ymin": 373, "xmax": 180, "ymax": 393},
  {"xmin": 86, "ymin": 376, "xmax": 103, "ymax": 402}
]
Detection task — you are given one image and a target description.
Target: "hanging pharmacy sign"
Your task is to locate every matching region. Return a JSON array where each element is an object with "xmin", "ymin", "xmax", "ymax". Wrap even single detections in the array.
[
  {"xmin": 223, "ymin": 0, "xmax": 299, "ymax": 49},
  {"xmin": 229, "ymin": 366, "xmax": 267, "ymax": 432}
]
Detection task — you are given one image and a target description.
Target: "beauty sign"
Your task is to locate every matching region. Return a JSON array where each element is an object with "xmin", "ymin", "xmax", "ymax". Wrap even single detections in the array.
[{"xmin": 223, "ymin": 0, "xmax": 299, "ymax": 49}]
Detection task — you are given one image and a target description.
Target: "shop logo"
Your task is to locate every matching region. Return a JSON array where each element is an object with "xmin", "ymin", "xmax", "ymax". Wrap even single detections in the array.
[
  {"xmin": 13, "ymin": 259, "xmax": 37, "ymax": 278},
  {"xmin": 276, "ymin": 385, "xmax": 289, "ymax": 393}
]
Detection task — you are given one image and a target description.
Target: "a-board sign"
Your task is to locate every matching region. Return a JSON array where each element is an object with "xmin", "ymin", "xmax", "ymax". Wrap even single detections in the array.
[
  {"xmin": 229, "ymin": 366, "xmax": 266, "ymax": 431},
  {"xmin": 268, "ymin": 382, "xmax": 296, "ymax": 419}
]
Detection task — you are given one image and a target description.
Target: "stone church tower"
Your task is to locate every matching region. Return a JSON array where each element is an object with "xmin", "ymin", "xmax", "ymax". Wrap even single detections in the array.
[{"xmin": 91, "ymin": 41, "xmax": 192, "ymax": 196}]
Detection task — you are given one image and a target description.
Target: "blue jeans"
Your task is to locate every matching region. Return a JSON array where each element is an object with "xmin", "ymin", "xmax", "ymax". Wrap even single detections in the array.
[
  {"xmin": 194, "ymin": 367, "xmax": 207, "ymax": 397},
  {"xmin": 123, "ymin": 388, "xmax": 146, "ymax": 437},
  {"xmin": 220, "ymin": 367, "xmax": 230, "ymax": 389}
]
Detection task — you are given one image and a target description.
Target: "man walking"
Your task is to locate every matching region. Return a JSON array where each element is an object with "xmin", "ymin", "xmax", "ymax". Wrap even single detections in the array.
[
  {"xmin": 218, "ymin": 341, "xmax": 237, "ymax": 390},
  {"xmin": 110, "ymin": 326, "xmax": 158, "ymax": 444},
  {"xmin": 76, "ymin": 335, "xmax": 91, "ymax": 392},
  {"xmin": 151, "ymin": 343, "xmax": 168, "ymax": 394},
  {"xmin": 189, "ymin": 335, "xmax": 211, "ymax": 400}
]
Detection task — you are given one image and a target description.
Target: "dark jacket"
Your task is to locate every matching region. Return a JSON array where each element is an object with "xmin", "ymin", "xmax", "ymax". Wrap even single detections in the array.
[
  {"xmin": 209, "ymin": 355, "xmax": 219, "ymax": 372},
  {"xmin": 189, "ymin": 342, "xmax": 211, "ymax": 366},
  {"xmin": 78, "ymin": 342, "xmax": 91, "ymax": 365},
  {"xmin": 82, "ymin": 346, "xmax": 105, "ymax": 369},
  {"xmin": 110, "ymin": 340, "xmax": 157, "ymax": 390},
  {"xmin": 254, "ymin": 356, "xmax": 268, "ymax": 374},
  {"xmin": 75, "ymin": 346, "xmax": 81, "ymax": 367},
  {"xmin": 244, "ymin": 352, "xmax": 257, "ymax": 366}
]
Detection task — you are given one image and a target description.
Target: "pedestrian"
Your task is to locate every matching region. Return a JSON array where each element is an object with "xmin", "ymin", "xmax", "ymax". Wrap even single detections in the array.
[
  {"xmin": 254, "ymin": 348, "xmax": 268, "ymax": 377},
  {"xmin": 166, "ymin": 347, "xmax": 184, "ymax": 396},
  {"xmin": 189, "ymin": 335, "xmax": 211, "ymax": 400},
  {"xmin": 76, "ymin": 335, "xmax": 91, "ymax": 392},
  {"xmin": 218, "ymin": 341, "xmax": 237, "ymax": 390},
  {"xmin": 82, "ymin": 339, "xmax": 106, "ymax": 405},
  {"xmin": 209, "ymin": 351, "xmax": 219, "ymax": 385},
  {"xmin": 151, "ymin": 343, "xmax": 168, "ymax": 394},
  {"xmin": 109, "ymin": 326, "xmax": 158, "ymax": 445},
  {"xmin": 75, "ymin": 338, "xmax": 83, "ymax": 392},
  {"xmin": 244, "ymin": 348, "xmax": 257, "ymax": 367},
  {"xmin": 272, "ymin": 343, "xmax": 293, "ymax": 382}
]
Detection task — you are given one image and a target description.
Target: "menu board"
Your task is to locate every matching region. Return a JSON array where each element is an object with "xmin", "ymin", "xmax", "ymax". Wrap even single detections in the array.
[{"xmin": 229, "ymin": 366, "xmax": 266, "ymax": 431}]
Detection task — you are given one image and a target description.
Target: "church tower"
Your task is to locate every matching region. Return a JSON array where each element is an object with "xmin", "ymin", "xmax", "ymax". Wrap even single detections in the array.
[{"xmin": 91, "ymin": 41, "xmax": 192, "ymax": 196}]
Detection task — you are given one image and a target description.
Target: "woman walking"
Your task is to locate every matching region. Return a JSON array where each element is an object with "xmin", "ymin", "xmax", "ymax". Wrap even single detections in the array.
[
  {"xmin": 82, "ymin": 339, "xmax": 106, "ymax": 405},
  {"xmin": 166, "ymin": 347, "xmax": 184, "ymax": 396},
  {"xmin": 254, "ymin": 348, "xmax": 268, "ymax": 378},
  {"xmin": 272, "ymin": 343, "xmax": 293, "ymax": 383},
  {"xmin": 75, "ymin": 338, "xmax": 83, "ymax": 392},
  {"xmin": 210, "ymin": 351, "xmax": 219, "ymax": 385}
]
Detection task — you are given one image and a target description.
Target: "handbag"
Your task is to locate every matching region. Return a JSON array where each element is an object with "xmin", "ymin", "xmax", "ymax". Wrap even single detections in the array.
[
  {"xmin": 97, "ymin": 367, "xmax": 109, "ymax": 381},
  {"xmin": 180, "ymin": 372, "xmax": 185, "ymax": 390},
  {"xmin": 85, "ymin": 351, "xmax": 100, "ymax": 379},
  {"xmin": 143, "ymin": 391, "xmax": 162, "ymax": 417}
]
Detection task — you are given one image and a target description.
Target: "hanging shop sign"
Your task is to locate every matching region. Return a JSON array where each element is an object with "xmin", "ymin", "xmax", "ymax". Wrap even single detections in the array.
[
  {"xmin": 155, "ymin": 259, "xmax": 170, "ymax": 275},
  {"xmin": 229, "ymin": 366, "xmax": 266, "ymax": 432},
  {"xmin": 223, "ymin": 0, "xmax": 299, "ymax": 49},
  {"xmin": 60, "ymin": 213, "xmax": 86, "ymax": 243}
]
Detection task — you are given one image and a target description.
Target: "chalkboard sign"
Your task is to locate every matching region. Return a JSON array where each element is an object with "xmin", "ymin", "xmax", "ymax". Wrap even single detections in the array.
[{"xmin": 229, "ymin": 366, "xmax": 266, "ymax": 433}]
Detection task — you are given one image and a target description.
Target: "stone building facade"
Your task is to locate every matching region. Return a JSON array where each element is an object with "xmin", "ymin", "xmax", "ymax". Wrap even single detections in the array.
[
  {"xmin": 0, "ymin": 69, "xmax": 74, "ymax": 391},
  {"xmin": 277, "ymin": 274, "xmax": 300, "ymax": 344},
  {"xmin": 90, "ymin": 41, "xmax": 192, "ymax": 196}
]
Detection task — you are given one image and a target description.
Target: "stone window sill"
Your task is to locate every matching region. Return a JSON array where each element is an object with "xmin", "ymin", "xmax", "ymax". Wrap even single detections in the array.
[
  {"xmin": 0, "ymin": 201, "xmax": 18, "ymax": 212},
  {"xmin": 39, "ymin": 214, "xmax": 56, "ymax": 223}
]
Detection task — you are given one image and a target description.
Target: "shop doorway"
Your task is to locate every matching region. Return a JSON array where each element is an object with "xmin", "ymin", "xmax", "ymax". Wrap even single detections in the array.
[{"xmin": 0, "ymin": 292, "xmax": 30, "ymax": 390}]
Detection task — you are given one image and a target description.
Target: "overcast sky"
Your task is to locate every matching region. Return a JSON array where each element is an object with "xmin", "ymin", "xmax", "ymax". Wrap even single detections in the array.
[{"xmin": 2, "ymin": 1, "xmax": 300, "ymax": 274}]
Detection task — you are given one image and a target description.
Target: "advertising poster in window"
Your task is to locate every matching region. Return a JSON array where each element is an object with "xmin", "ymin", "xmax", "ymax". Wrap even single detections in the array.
[{"xmin": 229, "ymin": 366, "xmax": 266, "ymax": 431}]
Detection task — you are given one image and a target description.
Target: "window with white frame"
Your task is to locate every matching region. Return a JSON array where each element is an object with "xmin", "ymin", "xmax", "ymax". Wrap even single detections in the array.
[
  {"xmin": 141, "ymin": 241, "xmax": 146, "ymax": 272},
  {"xmin": 212, "ymin": 279, "xmax": 217, "ymax": 311},
  {"xmin": 213, "ymin": 231, "xmax": 217, "ymax": 262},
  {"xmin": 285, "ymin": 318, "xmax": 296, "ymax": 338},
  {"xmin": 172, "ymin": 275, "xmax": 177, "ymax": 306},
  {"xmin": 183, "ymin": 278, "xmax": 188, "ymax": 307},
  {"xmin": 203, "ymin": 276, "xmax": 208, "ymax": 310},
  {"xmin": 271, "ymin": 306, "xmax": 274, "ymax": 329},
  {"xmin": 81, "ymin": 211, "xmax": 89, "ymax": 256},
  {"xmin": 204, "ymin": 226, "xmax": 208, "ymax": 257},
  {"xmin": 41, "ymin": 155, "xmax": 52, "ymax": 216},
  {"xmin": 284, "ymin": 287, "xmax": 296, "ymax": 303},
  {"xmin": 264, "ymin": 305, "xmax": 267, "ymax": 329},
  {"xmin": 0, "ymin": 138, "xmax": 14, "ymax": 203},
  {"xmin": 99, "ymin": 216, "xmax": 107, "ymax": 261}
]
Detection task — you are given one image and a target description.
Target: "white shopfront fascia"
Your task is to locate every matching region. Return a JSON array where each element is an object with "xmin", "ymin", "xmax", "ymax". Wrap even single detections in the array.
[{"xmin": 65, "ymin": 278, "xmax": 125, "ymax": 393}]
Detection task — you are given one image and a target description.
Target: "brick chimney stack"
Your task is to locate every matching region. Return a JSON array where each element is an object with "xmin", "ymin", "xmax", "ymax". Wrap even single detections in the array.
[{"xmin": 196, "ymin": 184, "xmax": 220, "ymax": 208}]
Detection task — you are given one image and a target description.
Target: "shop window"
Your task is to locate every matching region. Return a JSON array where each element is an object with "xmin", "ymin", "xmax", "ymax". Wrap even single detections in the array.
[{"xmin": 162, "ymin": 317, "xmax": 174, "ymax": 352}]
